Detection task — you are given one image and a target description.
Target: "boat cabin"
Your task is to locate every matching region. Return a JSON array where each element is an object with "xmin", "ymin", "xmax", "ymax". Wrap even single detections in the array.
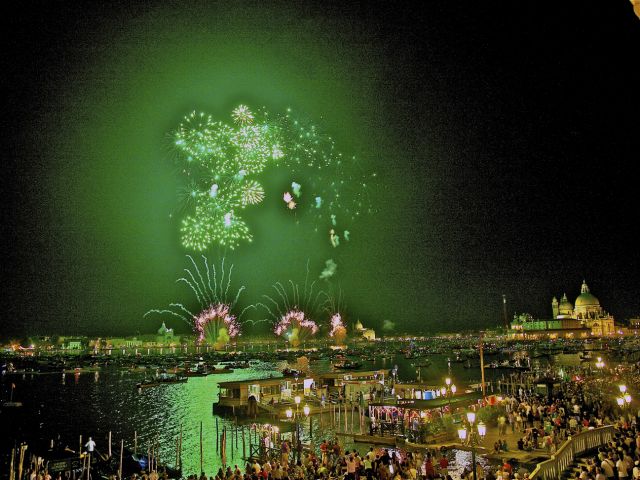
[
  {"xmin": 368, "ymin": 391, "xmax": 485, "ymax": 442},
  {"xmin": 216, "ymin": 375, "xmax": 315, "ymax": 412},
  {"xmin": 317, "ymin": 369, "xmax": 388, "ymax": 400},
  {"xmin": 391, "ymin": 382, "xmax": 461, "ymax": 401}
]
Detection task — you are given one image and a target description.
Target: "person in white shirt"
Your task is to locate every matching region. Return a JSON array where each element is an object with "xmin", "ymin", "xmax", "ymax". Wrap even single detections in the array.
[
  {"xmin": 601, "ymin": 456, "xmax": 615, "ymax": 479},
  {"xmin": 85, "ymin": 437, "xmax": 96, "ymax": 453},
  {"xmin": 618, "ymin": 456, "xmax": 630, "ymax": 479}
]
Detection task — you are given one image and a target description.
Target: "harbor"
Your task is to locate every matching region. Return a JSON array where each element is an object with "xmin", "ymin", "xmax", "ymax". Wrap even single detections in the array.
[{"xmin": 3, "ymin": 335, "xmax": 640, "ymax": 479}]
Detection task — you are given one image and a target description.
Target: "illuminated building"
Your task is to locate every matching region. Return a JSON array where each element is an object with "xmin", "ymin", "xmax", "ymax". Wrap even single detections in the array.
[
  {"xmin": 354, "ymin": 320, "xmax": 376, "ymax": 341},
  {"xmin": 511, "ymin": 280, "xmax": 616, "ymax": 338}
]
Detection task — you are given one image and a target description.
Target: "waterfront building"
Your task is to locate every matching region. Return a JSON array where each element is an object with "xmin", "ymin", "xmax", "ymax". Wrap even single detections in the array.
[
  {"xmin": 58, "ymin": 336, "xmax": 88, "ymax": 350},
  {"xmin": 551, "ymin": 280, "xmax": 615, "ymax": 336},
  {"xmin": 317, "ymin": 369, "xmax": 388, "ymax": 400},
  {"xmin": 511, "ymin": 280, "xmax": 616, "ymax": 338},
  {"xmin": 157, "ymin": 321, "xmax": 174, "ymax": 339},
  {"xmin": 354, "ymin": 320, "xmax": 376, "ymax": 340},
  {"xmin": 215, "ymin": 376, "xmax": 314, "ymax": 415},
  {"xmin": 105, "ymin": 337, "xmax": 143, "ymax": 349},
  {"xmin": 368, "ymin": 392, "xmax": 484, "ymax": 443}
]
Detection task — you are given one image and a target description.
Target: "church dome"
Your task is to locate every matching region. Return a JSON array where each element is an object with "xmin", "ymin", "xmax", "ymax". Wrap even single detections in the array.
[
  {"xmin": 575, "ymin": 292, "xmax": 599, "ymax": 307},
  {"xmin": 575, "ymin": 280, "xmax": 600, "ymax": 307}
]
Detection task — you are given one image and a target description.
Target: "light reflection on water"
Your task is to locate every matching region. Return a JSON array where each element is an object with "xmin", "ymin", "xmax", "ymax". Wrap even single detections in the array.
[{"xmin": 1, "ymin": 353, "xmax": 563, "ymax": 475}]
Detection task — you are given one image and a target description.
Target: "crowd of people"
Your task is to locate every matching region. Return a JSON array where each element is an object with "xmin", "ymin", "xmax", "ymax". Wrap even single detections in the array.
[
  {"xmin": 177, "ymin": 374, "xmax": 640, "ymax": 480},
  {"xmin": 179, "ymin": 443, "xmax": 457, "ymax": 480},
  {"xmin": 17, "ymin": 365, "xmax": 640, "ymax": 480}
]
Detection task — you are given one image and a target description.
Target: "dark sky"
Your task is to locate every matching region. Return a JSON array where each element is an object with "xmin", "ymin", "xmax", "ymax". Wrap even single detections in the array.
[{"xmin": 1, "ymin": 1, "xmax": 638, "ymax": 339}]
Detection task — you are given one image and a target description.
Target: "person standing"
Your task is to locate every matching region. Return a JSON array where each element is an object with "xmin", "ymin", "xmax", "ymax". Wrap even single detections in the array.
[
  {"xmin": 617, "ymin": 455, "xmax": 630, "ymax": 479},
  {"xmin": 85, "ymin": 438, "xmax": 96, "ymax": 453},
  {"xmin": 601, "ymin": 455, "xmax": 615, "ymax": 479},
  {"xmin": 346, "ymin": 454, "xmax": 356, "ymax": 480},
  {"xmin": 438, "ymin": 455, "xmax": 449, "ymax": 477}
]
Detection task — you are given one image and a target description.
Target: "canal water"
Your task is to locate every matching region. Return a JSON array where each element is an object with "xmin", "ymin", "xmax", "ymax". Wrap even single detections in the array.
[{"xmin": 0, "ymin": 352, "xmax": 581, "ymax": 477}]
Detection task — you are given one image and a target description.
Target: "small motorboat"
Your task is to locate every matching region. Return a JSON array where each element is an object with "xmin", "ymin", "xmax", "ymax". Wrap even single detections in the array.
[
  {"xmin": 207, "ymin": 366, "xmax": 234, "ymax": 374},
  {"xmin": 333, "ymin": 360, "xmax": 362, "ymax": 370},
  {"xmin": 137, "ymin": 374, "xmax": 188, "ymax": 389}
]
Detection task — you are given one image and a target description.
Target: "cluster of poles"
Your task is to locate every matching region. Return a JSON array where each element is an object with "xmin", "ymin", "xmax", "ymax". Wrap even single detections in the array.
[
  {"xmin": 208, "ymin": 417, "xmax": 259, "ymax": 469},
  {"xmin": 325, "ymin": 401, "xmax": 367, "ymax": 434},
  {"xmin": 5, "ymin": 403, "xmax": 371, "ymax": 480},
  {"xmin": 6, "ymin": 430, "xmax": 175, "ymax": 480}
]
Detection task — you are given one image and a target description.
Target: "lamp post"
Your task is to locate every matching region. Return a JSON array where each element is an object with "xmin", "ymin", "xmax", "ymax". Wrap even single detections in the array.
[
  {"xmin": 440, "ymin": 377, "xmax": 457, "ymax": 411},
  {"xmin": 303, "ymin": 404, "xmax": 312, "ymax": 439},
  {"xmin": 616, "ymin": 385, "xmax": 632, "ymax": 415},
  {"xmin": 457, "ymin": 411, "xmax": 486, "ymax": 480},
  {"xmin": 288, "ymin": 400, "xmax": 303, "ymax": 463},
  {"xmin": 595, "ymin": 357, "xmax": 605, "ymax": 371}
]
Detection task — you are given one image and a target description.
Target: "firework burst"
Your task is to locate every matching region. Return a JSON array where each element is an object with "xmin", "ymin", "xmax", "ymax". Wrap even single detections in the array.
[
  {"xmin": 170, "ymin": 105, "xmax": 376, "ymax": 251},
  {"xmin": 232, "ymin": 104, "xmax": 255, "ymax": 125},
  {"xmin": 328, "ymin": 312, "xmax": 347, "ymax": 344},
  {"xmin": 273, "ymin": 309, "xmax": 319, "ymax": 347},
  {"xmin": 172, "ymin": 108, "xmax": 281, "ymax": 251},
  {"xmin": 258, "ymin": 262, "xmax": 327, "ymax": 347},
  {"xmin": 241, "ymin": 180, "xmax": 265, "ymax": 206},
  {"xmin": 194, "ymin": 303, "xmax": 240, "ymax": 348},
  {"xmin": 144, "ymin": 255, "xmax": 261, "ymax": 349}
]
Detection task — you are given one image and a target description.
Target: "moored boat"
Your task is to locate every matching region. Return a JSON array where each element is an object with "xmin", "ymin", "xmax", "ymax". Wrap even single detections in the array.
[
  {"xmin": 136, "ymin": 374, "xmax": 188, "ymax": 389},
  {"xmin": 333, "ymin": 360, "xmax": 362, "ymax": 370}
]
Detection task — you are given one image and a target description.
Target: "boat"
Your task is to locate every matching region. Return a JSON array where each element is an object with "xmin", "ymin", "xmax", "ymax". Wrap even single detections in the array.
[
  {"xmin": 486, "ymin": 360, "xmax": 530, "ymax": 371},
  {"xmin": 333, "ymin": 360, "xmax": 362, "ymax": 370},
  {"xmin": 222, "ymin": 361, "xmax": 250, "ymax": 369},
  {"xmin": 579, "ymin": 351, "xmax": 593, "ymax": 361},
  {"xmin": 136, "ymin": 374, "xmax": 188, "ymax": 389},
  {"xmin": 95, "ymin": 447, "xmax": 181, "ymax": 479},
  {"xmin": 207, "ymin": 366, "xmax": 234, "ymax": 374},
  {"xmin": 62, "ymin": 365, "xmax": 101, "ymax": 374},
  {"xmin": 183, "ymin": 362, "xmax": 210, "ymax": 376},
  {"xmin": 412, "ymin": 359, "xmax": 431, "ymax": 368}
]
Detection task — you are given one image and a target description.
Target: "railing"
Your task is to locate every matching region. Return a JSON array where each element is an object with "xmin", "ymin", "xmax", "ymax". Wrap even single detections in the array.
[
  {"xmin": 529, "ymin": 426, "xmax": 616, "ymax": 480},
  {"xmin": 248, "ymin": 444, "xmax": 283, "ymax": 463}
]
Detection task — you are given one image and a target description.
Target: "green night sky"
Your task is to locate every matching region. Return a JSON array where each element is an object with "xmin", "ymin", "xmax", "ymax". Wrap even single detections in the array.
[{"xmin": 2, "ymin": 2, "xmax": 639, "ymax": 337}]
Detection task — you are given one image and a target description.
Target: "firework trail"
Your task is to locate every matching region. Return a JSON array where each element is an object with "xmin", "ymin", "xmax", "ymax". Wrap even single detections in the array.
[
  {"xmin": 144, "ymin": 255, "xmax": 263, "ymax": 348},
  {"xmin": 258, "ymin": 261, "xmax": 327, "ymax": 346}
]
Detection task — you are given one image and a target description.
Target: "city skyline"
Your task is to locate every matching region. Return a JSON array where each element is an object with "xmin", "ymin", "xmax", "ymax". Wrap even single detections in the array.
[{"xmin": 1, "ymin": 1, "xmax": 638, "ymax": 337}]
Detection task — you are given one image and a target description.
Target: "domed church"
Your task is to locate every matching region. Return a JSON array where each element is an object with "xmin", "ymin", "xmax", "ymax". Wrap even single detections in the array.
[{"xmin": 551, "ymin": 280, "xmax": 615, "ymax": 336}]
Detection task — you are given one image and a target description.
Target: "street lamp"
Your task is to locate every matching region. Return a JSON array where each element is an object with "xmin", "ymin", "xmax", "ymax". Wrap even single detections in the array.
[
  {"xmin": 287, "ymin": 401, "xmax": 303, "ymax": 463},
  {"xmin": 303, "ymin": 404, "xmax": 312, "ymax": 439},
  {"xmin": 440, "ymin": 377, "xmax": 457, "ymax": 411},
  {"xmin": 616, "ymin": 385, "xmax": 632, "ymax": 413},
  {"xmin": 595, "ymin": 357, "xmax": 605, "ymax": 370},
  {"xmin": 457, "ymin": 411, "xmax": 486, "ymax": 480}
]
